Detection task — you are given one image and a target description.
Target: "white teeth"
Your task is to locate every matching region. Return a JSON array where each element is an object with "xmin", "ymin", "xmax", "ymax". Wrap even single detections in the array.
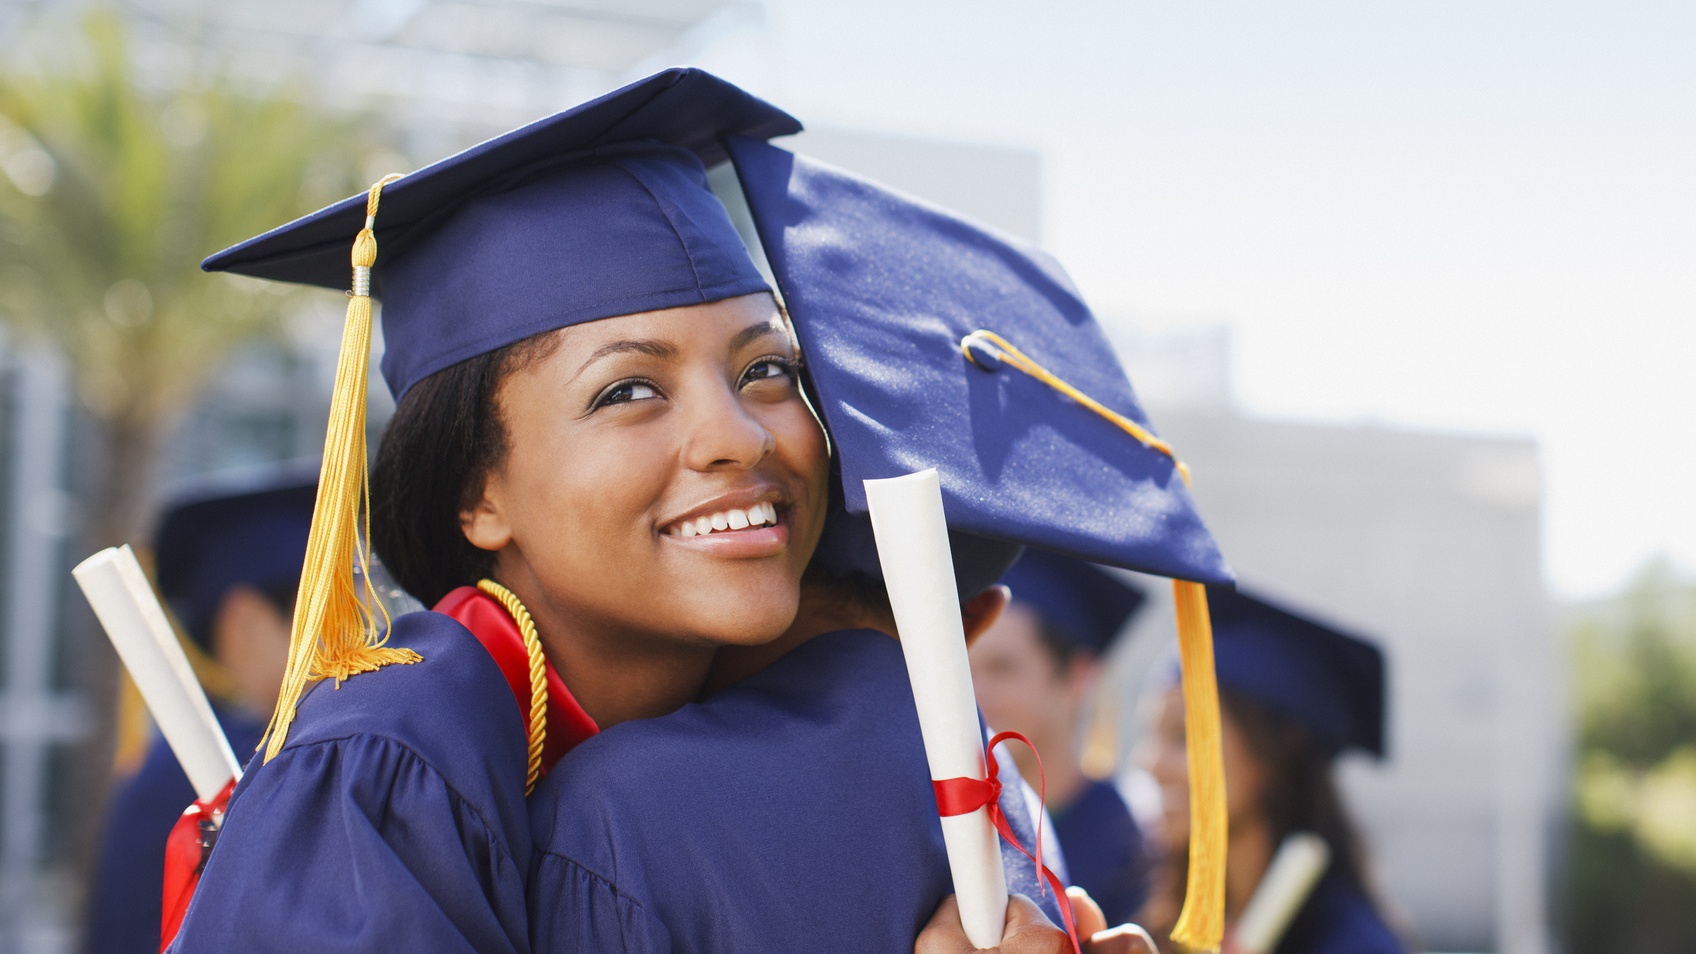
[{"xmin": 671, "ymin": 503, "xmax": 781, "ymax": 537}]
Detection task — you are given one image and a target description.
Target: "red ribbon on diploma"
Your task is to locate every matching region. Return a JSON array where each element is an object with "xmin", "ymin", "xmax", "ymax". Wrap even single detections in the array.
[
  {"xmin": 159, "ymin": 777, "xmax": 235, "ymax": 953},
  {"xmin": 932, "ymin": 730, "xmax": 1082, "ymax": 954}
]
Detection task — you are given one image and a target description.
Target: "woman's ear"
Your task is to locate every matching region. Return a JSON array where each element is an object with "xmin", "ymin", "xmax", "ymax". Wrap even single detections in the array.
[
  {"xmin": 960, "ymin": 584, "xmax": 1011, "ymax": 648},
  {"xmin": 460, "ymin": 475, "xmax": 513, "ymax": 553}
]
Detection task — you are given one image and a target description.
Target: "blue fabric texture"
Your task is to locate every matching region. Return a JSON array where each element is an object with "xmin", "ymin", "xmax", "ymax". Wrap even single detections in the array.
[
  {"xmin": 728, "ymin": 135, "xmax": 1231, "ymax": 587},
  {"xmin": 85, "ymin": 707, "xmax": 264, "ymax": 954},
  {"xmin": 1209, "ymin": 586, "xmax": 1386, "ymax": 757},
  {"xmin": 1049, "ymin": 780, "xmax": 1148, "ymax": 928},
  {"xmin": 169, "ymin": 611, "xmax": 531, "ymax": 954},
  {"xmin": 199, "ymin": 69, "xmax": 795, "ymax": 400},
  {"xmin": 528, "ymin": 629, "xmax": 1065, "ymax": 954},
  {"xmin": 1275, "ymin": 871, "xmax": 1407, "ymax": 954}
]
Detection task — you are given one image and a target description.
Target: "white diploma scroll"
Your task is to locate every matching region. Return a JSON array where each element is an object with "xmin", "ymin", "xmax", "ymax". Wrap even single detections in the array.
[
  {"xmin": 74, "ymin": 545, "xmax": 241, "ymax": 802},
  {"xmin": 1230, "ymin": 831, "xmax": 1331, "ymax": 954},
  {"xmin": 864, "ymin": 470, "xmax": 1009, "ymax": 949}
]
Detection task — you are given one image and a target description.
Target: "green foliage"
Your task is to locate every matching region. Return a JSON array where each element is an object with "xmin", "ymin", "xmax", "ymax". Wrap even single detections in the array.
[
  {"xmin": 1563, "ymin": 559, "xmax": 1696, "ymax": 954},
  {"xmin": 0, "ymin": 11, "xmax": 366, "ymax": 429}
]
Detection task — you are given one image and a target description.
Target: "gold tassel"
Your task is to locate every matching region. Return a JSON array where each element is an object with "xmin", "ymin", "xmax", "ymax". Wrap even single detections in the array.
[
  {"xmin": 1170, "ymin": 579, "xmax": 1227, "ymax": 952},
  {"xmin": 262, "ymin": 175, "xmax": 418, "ymax": 762},
  {"xmin": 957, "ymin": 327, "xmax": 1228, "ymax": 950}
]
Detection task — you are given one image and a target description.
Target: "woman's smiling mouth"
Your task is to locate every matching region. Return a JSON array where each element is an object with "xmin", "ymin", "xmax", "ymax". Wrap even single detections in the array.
[{"xmin": 666, "ymin": 501, "xmax": 779, "ymax": 538}]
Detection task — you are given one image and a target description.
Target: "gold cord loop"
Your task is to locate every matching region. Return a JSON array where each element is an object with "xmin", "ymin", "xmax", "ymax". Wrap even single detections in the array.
[
  {"xmin": 477, "ymin": 579, "xmax": 549, "ymax": 796},
  {"xmin": 960, "ymin": 329, "xmax": 1192, "ymax": 486}
]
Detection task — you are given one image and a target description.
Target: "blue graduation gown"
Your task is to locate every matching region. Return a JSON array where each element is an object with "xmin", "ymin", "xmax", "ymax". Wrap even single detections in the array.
[
  {"xmin": 1049, "ymin": 779, "xmax": 1148, "ymax": 927},
  {"xmin": 170, "ymin": 611, "xmax": 532, "ymax": 954},
  {"xmin": 528, "ymin": 628, "xmax": 1067, "ymax": 954},
  {"xmin": 1275, "ymin": 871, "xmax": 1406, "ymax": 954},
  {"xmin": 86, "ymin": 706, "xmax": 265, "ymax": 954}
]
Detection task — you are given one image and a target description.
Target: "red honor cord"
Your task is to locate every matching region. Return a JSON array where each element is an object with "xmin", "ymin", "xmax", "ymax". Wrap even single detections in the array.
[{"xmin": 159, "ymin": 777, "xmax": 236, "ymax": 952}]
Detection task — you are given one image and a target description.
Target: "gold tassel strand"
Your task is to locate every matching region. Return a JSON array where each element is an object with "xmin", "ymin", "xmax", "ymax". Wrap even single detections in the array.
[
  {"xmin": 961, "ymin": 328, "xmax": 1229, "ymax": 952},
  {"xmin": 263, "ymin": 174, "xmax": 419, "ymax": 762},
  {"xmin": 476, "ymin": 579, "xmax": 550, "ymax": 795},
  {"xmin": 1170, "ymin": 579, "xmax": 1227, "ymax": 951}
]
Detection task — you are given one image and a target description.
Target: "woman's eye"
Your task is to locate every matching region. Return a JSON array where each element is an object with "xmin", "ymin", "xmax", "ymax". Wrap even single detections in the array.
[
  {"xmin": 593, "ymin": 379, "xmax": 660, "ymax": 409},
  {"xmin": 741, "ymin": 357, "xmax": 798, "ymax": 387}
]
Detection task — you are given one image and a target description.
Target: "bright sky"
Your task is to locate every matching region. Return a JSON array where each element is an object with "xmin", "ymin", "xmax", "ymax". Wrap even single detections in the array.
[{"xmin": 698, "ymin": 0, "xmax": 1696, "ymax": 600}]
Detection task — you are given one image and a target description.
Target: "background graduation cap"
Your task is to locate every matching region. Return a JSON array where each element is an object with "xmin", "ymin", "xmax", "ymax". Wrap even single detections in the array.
[
  {"xmin": 152, "ymin": 463, "xmax": 319, "ymax": 653},
  {"xmin": 1000, "ymin": 549, "xmax": 1146, "ymax": 658},
  {"xmin": 1208, "ymin": 586, "xmax": 1387, "ymax": 759},
  {"xmin": 727, "ymin": 137, "xmax": 1233, "ymax": 949}
]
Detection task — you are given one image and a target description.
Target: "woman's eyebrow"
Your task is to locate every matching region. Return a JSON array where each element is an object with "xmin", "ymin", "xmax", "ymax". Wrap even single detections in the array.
[
  {"xmin": 727, "ymin": 318, "xmax": 789, "ymax": 354},
  {"xmin": 572, "ymin": 339, "xmax": 677, "ymax": 381}
]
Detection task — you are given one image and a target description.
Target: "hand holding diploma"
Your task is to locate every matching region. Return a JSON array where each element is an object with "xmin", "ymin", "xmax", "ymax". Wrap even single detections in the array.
[{"xmin": 917, "ymin": 891, "xmax": 1158, "ymax": 954}]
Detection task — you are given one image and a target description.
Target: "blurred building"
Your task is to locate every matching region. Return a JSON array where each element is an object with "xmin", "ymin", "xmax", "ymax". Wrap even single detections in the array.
[{"xmin": 1105, "ymin": 320, "xmax": 1565, "ymax": 954}]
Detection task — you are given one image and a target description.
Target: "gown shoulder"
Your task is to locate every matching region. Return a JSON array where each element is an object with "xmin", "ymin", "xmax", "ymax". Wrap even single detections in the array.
[
  {"xmin": 1277, "ymin": 871, "xmax": 1407, "ymax": 954},
  {"xmin": 529, "ymin": 628, "xmax": 1064, "ymax": 954},
  {"xmin": 170, "ymin": 610, "xmax": 532, "ymax": 954}
]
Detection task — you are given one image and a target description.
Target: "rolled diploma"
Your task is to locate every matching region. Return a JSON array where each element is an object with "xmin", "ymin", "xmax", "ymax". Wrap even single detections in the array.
[
  {"xmin": 1230, "ymin": 831, "xmax": 1331, "ymax": 954},
  {"xmin": 74, "ymin": 545, "xmax": 241, "ymax": 802},
  {"xmin": 865, "ymin": 470, "xmax": 1008, "ymax": 949}
]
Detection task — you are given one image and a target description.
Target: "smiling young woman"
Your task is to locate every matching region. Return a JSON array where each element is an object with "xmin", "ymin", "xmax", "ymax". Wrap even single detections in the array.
[{"xmin": 375, "ymin": 292, "xmax": 828, "ymax": 729}]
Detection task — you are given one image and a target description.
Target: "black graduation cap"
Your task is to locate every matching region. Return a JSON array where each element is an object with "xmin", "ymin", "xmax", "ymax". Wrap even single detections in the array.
[
  {"xmin": 1000, "ymin": 549, "xmax": 1145, "ymax": 656},
  {"xmin": 1208, "ymin": 586, "xmax": 1387, "ymax": 758},
  {"xmin": 152, "ymin": 463, "xmax": 319, "ymax": 652}
]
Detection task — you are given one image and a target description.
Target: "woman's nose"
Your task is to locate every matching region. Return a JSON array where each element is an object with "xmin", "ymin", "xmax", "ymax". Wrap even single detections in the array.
[{"xmin": 680, "ymin": 381, "xmax": 774, "ymax": 472}]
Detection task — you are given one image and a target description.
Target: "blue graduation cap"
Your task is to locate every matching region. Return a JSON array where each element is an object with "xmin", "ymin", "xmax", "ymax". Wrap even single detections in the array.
[
  {"xmin": 1000, "ymin": 549, "xmax": 1145, "ymax": 656},
  {"xmin": 1208, "ymin": 586, "xmax": 1386, "ymax": 758},
  {"xmin": 152, "ymin": 464, "xmax": 319, "ymax": 652},
  {"xmin": 198, "ymin": 68, "xmax": 798, "ymax": 759},
  {"xmin": 204, "ymin": 68, "xmax": 794, "ymax": 399},
  {"xmin": 727, "ymin": 137, "xmax": 1229, "ymax": 587},
  {"xmin": 729, "ymin": 137, "xmax": 1235, "ymax": 948}
]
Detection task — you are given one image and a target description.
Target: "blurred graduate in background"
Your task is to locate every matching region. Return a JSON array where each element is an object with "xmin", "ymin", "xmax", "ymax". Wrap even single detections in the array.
[
  {"xmin": 84, "ymin": 465, "xmax": 316, "ymax": 954},
  {"xmin": 970, "ymin": 549, "xmax": 1150, "ymax": 927},
  {"xmin": 1136, "ymin": 586, "xmax": 1408, "ymax": 954}
]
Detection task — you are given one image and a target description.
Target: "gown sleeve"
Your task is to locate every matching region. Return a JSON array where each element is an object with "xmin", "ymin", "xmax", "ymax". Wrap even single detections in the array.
[
  {"xmin": 528, "ymin": 851, "xmax": 674, "ymax": 954},
  {"xmin": 169, "ymin": 612, "xmax": 533, "ymax": 954},
  {"xmin": 170, "ymin": 736, "xmax": 527, "ymax": 954}
]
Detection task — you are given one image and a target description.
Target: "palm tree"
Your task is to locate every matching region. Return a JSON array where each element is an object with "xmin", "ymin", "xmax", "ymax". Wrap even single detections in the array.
[{"xmin": 0, "ymin": 9, "xmax": 371, "ymax": 866}]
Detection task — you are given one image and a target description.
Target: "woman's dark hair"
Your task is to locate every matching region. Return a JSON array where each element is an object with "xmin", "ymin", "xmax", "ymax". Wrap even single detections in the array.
[
  {"xmin": 370, "ymin": 332, "xmax": 561, "ymax": 607},
  {"xmin": 1219, "ymin": 690, "xmax": 1369, "ymax": 887},
  {"xmin": 1137, "ymin": 687, "xmax": 1379, "ymax": 943}
]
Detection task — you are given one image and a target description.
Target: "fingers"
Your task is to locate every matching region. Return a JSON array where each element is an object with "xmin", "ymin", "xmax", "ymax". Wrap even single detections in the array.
[
  {"xmin": 999, "ymin": 895, "xmax": 1075, "ymax": 954},
  {"xmin": 1084, "ymin": 923, "xmax": 1160, "ymax": 954},
  {"xmin": 1067, "ymin": 886, "xmax": 1106, "ymax": 939},
  {"xmin": 915, "ymin": 895, "xmax": 974, "ymax": 954},
  {"xmin": 914, "ymin": 894, "xmax": 1075, "ymax": 954}
]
